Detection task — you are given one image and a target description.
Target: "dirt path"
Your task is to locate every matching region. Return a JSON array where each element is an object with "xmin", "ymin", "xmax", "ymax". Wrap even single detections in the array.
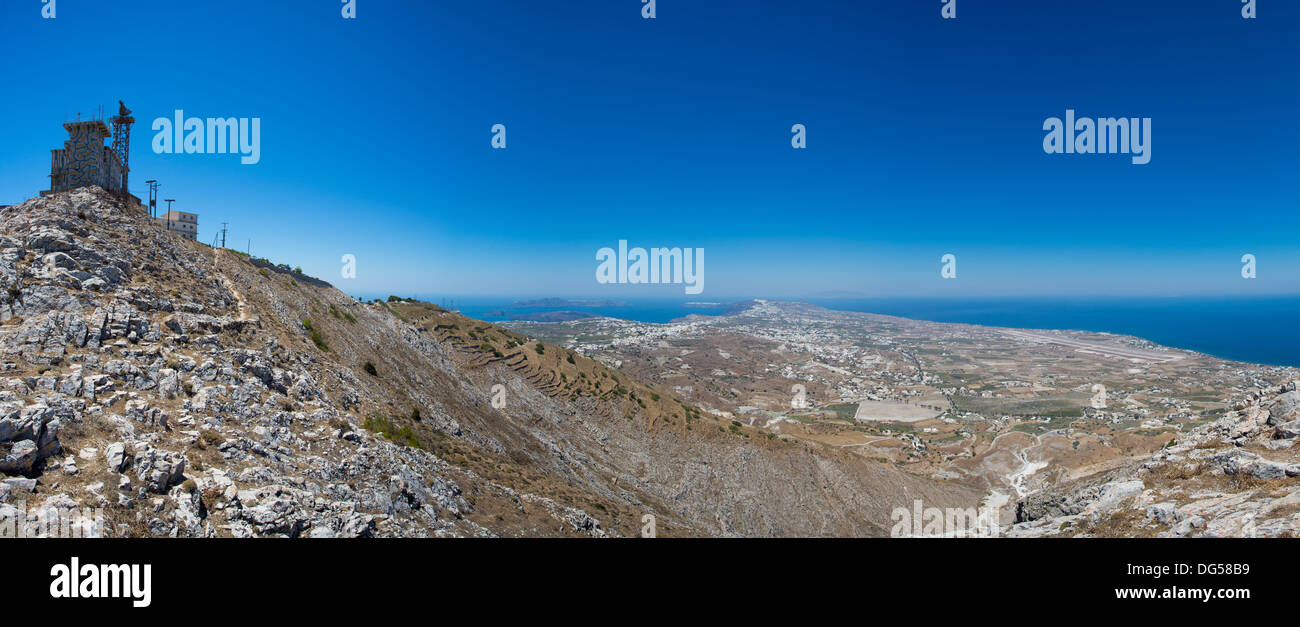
[{"xmin": 212, "ymin": 248, "xmax": 253, "ymax": 321}]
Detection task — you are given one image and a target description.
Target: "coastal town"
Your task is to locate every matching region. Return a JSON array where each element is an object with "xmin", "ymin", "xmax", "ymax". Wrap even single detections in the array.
[{"xmin": 504, "ymin": 299, "xmax": 1298, "ymax": 500}]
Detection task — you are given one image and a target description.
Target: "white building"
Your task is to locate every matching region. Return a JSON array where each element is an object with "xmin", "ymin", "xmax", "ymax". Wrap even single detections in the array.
[{"xmin": 154, "ymin": 210, "xmax": 198, "ymax": 241}]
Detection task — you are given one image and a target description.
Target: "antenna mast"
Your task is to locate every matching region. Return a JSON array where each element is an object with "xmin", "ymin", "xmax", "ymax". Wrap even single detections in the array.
[{"xmin": 109, "ymin": 101, "xmax": 135, "ymax": 202}]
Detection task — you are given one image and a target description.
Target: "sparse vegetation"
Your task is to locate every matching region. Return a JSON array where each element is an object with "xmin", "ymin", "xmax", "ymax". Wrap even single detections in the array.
[
  {"xmin": 199, "ymin": 429, "xmax": 224, "ymax": 448},
  {"xmin": 363, "ymin": 415, "xmax": 424, "ymax": 450},
  {"xmin": 329, "ymin": 304, "xmax": 357, "ymax": 323},
  {"xmin": 301, "ymin": 319, "xmax": 329, "ymax": 351}
]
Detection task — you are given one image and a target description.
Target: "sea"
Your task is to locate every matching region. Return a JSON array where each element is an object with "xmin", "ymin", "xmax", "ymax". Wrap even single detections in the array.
[{"xmin": 351, "ymin": 294, "xmax": 1300, "ymax": 368}]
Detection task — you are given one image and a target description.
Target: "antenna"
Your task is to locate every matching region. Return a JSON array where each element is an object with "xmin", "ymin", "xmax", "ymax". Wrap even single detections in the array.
[{"xmin": 109, "ymin": 102, "xmax": 134, "ymax": 201}]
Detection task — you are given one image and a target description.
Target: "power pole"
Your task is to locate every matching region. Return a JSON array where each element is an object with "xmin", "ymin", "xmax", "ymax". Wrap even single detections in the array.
[
  {"xmin": 220, "ymin": 222, "xmax": 228, "ymax": 248},
  {"xmin": 163, "ymin": 199, "xmax": 175, "ymax": 233},
  {"xmin": 145, "ymin": 180, "xmax": 159, "ymax": 218}
]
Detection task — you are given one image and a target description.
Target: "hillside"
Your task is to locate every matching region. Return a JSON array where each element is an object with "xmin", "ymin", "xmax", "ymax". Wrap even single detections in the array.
[
  {"xmin": 0, "ymin": 187, "xmax": 979, "ymax": 537},
  {"xmin": 1009, "ymin": 380, "xmax": 1300, "ymax": 537}
]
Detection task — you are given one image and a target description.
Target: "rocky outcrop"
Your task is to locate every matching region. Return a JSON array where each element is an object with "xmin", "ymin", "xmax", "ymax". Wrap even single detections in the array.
[{"xmin": 1009, "ymin": 380, "xmax": 1300, "ymax": 537}]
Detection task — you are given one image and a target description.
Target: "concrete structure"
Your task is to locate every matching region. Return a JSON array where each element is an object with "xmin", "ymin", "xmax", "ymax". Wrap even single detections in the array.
[
  {"xmin": 154, "ymin": 210, "xmax": 198, "ymax": 240},
  {"xmin": 42, "ymin": 119, "xmax": 126, "ymax": 196}
]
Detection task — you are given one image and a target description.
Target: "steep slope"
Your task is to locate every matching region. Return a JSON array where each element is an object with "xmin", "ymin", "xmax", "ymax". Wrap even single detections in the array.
[{"xmin": 0, "ymin": 187, "xmax": 979, "ymax": 537}]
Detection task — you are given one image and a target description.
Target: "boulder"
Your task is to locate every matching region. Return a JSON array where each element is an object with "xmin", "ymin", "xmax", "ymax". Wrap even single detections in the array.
[
  {"xmin": 132, "ymin": 443, "xmax": 185, "ymax": 493},
  {"xmin": 1274, "ymin": 420, "xmax": 1300, "ymax": 440},
  {"xmin": 104, "ymin": 442, "xmax": 126, "ymax": 472},
  {"xmin": 1267, "ymin": 391, "xmax": 1300, "ymax": 426},
  {"xmin": 0, "ymin": 439, "xmax": 38, "ymax": 474},
  {"xmin": 157, "ymin": 368, "xmax": 181, "ymax": 400}
]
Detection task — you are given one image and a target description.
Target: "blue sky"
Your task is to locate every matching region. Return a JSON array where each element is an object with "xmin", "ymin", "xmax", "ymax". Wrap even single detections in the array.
[{"xmin": 0, "ymin": 0, "xmax": 1296, "ymax": 299}]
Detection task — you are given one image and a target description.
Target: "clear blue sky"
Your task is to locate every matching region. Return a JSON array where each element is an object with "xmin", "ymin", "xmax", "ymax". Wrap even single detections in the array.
[{"xmin": 0, "ymin": 0, "xmax": 1296, "ymax": 299}]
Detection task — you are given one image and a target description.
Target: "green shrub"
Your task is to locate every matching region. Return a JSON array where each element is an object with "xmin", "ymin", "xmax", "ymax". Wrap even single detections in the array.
[
  {"xmin": 302, "ymin": 319, "xmax": 328, "ymax": 351},
  {"xmin": 329, "ymin": 304, "xmax": 357, "ymax": 323},
  {"xmin": 363, "ymin": 415, "xmax": 424, "ymax": 450}
]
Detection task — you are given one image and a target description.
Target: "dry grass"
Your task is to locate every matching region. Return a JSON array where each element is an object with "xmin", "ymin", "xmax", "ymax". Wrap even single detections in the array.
[{"xmin": 1080, "ymin": 508, "xmax": 1162, "ymax": 538}]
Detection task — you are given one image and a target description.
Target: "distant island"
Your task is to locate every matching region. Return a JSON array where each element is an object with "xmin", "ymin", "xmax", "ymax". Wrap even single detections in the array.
[
  {"xmin": 510, "ymin": 298, "xmax": 627, "ymax": 308},
  {"xmin": 670, "ymin": 300, "xmax": 759, "ymax": 322},
  {"xmin": 484, "ymin": 310, "xmax": 600, "ymax": 322}
]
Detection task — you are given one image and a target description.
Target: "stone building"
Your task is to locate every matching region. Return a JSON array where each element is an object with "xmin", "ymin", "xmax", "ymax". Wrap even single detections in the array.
[{"xmin": 42, "ymin": 119, "xmax": 126, "ymax": 196}]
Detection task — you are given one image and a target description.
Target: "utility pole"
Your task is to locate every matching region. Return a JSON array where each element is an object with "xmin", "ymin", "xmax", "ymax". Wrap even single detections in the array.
[
  {"xmin": 145, "ymin": 180, "xmax": 159, "ymax": 218},
  {"xmin": 220, "ymin": 222, "xmax": 228, "ymax": 248},
  {"xmin": 164, "ymin": 199, "xmax": 175, "ymax": 233}
]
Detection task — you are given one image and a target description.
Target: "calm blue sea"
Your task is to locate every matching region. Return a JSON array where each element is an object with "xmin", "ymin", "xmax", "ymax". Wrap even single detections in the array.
[
  {"xmin": 808, "ymin": 297, "xmax": 1299, "ymax": 368},
  {"xmin": 352, "ymin": 294, "xmax": 1300, "ymax": 368}
]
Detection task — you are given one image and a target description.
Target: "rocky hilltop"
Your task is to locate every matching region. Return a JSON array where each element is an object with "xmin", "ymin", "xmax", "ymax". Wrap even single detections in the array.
[
  {"xmin": 1010, "ymin": 380, "xmax": 1300, "ymax": 537},
  {"xmin": 0, "ymin": 187, "xmax": 978, "ymax": 537}
]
